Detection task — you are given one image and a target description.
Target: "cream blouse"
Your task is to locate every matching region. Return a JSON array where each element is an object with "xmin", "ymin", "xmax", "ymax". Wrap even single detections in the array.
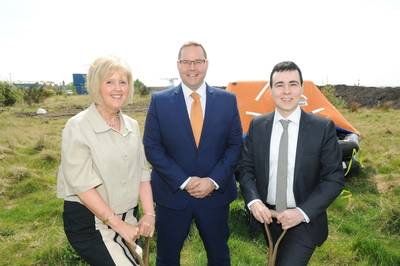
[{"xmin": 57, "ymin": 103, "xmax": 150, "ymax": 214}]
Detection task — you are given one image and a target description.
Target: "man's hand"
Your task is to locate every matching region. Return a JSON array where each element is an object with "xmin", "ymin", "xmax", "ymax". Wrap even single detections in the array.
[
  {"xmin": 276, "ymin": 208, "xmax": 304, "ymax": 230},
  {"xmin": 186, "ymin": 177, "xmax": 215, "ymax": 198},
  {"xmin": 249, "ymin": 201, "xmax": 273, "ymax": 224}
]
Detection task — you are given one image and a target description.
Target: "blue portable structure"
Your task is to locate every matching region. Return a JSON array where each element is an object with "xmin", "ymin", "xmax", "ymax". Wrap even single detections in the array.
[{"xmin": 72, "ymin": 74, "xmax": 87, "ymax": 94}]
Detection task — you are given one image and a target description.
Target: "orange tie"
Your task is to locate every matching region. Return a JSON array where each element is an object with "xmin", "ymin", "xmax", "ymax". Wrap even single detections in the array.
[{"xmin": 190, "ymin": 92, "xmax": 203, "ymax": 147}]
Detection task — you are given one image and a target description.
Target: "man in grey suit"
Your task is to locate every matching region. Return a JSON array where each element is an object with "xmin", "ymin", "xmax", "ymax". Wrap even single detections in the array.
[{"xmin": 236, "ymin": 61, "xmax": 344, "ymax": 265}]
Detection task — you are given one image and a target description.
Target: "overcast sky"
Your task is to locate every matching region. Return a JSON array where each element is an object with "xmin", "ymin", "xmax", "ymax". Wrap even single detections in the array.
[{"xmin": 1, "ymin": 0, "xmax": 399, "ymax": 87}]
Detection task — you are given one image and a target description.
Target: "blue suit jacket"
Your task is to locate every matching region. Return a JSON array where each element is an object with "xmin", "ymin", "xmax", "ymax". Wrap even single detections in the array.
[{"xmin": 143, "ymin": 84, "xmax": 243, "ymax": 210}]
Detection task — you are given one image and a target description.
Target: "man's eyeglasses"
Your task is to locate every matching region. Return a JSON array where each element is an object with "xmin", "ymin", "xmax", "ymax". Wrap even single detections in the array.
[{"xmin": 178, "ymin": 59, "xmax": 206, "ymax": 66}]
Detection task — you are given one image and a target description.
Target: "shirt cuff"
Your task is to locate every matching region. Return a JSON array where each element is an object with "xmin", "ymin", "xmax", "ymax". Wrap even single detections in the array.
[
  {"xmin": 247, "ymin": 199, "xmax": 262, "ymax": 210},
  {"xmin": 180, "ymin": 177, "xmax": 191, "ymax": 190},
  {"xmin": 296, "ymin": 207, "xmax": 310, "ymax": 223},
  {"xmin": 208, "ymin": 178, "xmax": 219, "ymax": 190}
]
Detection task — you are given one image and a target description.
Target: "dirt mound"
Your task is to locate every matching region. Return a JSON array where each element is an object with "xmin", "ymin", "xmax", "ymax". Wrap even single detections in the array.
[
  {"xmin": 15, "ymin": 103, "xmax": 148, "ymax": 119},
  {"xmin": 220, "ymin": 84, "xmax": 400, "ymax": 109},
  {"xmin": 332, "ymin": 85, "xmax": 400, "ymax": 109}
]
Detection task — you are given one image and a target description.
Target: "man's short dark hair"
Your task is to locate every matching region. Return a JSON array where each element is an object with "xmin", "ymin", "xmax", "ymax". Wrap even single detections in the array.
[{"xmin": 270, "ymin": 61, "xmax": 303, "ymax": 86}]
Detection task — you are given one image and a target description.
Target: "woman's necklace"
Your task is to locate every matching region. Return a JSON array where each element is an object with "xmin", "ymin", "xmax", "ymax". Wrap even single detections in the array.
[
  {"xmin": 106, "ymin": 113, "xmax": 120, "ymax": 129},
  {"xmin": 96, "ymin": 105, "xmax": 121, "ymax": 130}
]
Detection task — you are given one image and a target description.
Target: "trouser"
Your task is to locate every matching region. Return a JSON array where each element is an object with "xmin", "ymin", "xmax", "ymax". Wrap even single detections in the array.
[
  {"xmin": 155, "ymin": 203, "xmax": 231, "ymax": 266},
  {"xmin": 63, "ymin": 201, "xmax": 139, "ymax": 266},
  {"xmin": 266, "ymin": 203, "xmax": 316, "ymax": 266}
]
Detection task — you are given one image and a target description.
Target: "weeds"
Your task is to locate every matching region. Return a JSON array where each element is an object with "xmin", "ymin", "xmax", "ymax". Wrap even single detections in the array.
[
  {"xmin": 320, "ymin": 85, "xmax": 347, "ymax": 109},
  {"xmin": 349, "ymin": 101, "xmax": 361, "ymax": 112},
  {"xmin": 35, "ymin": 243, "xmax": 88, "ymax": 266},
  {"xmin": 34, "ymin": 136, "xmax": 47, "ymax": 152},
  {"xmin": 5, "ymin": 179, "xmax": 47, "ymax": 199},
  {"xmin": 6, "ymin": 166, "xmax": 32, "ymax": 181},
  {"xmin": 0, "ymin": 95, "xmax": 399, "ymax": 265},
  {"xmin": 378, "ymin": 100, "xmax": 395, "ymax": 111},
  {"xmin": 379, "ymin": 196, "xmax": 400, "ymax": 235},
  {"xmin": 353, "ymin": 238, "xmax": 400, "ymax": 266},
  {"xmin": 0, "ymin": 227, "xmax": 15, "ymax": 238}
]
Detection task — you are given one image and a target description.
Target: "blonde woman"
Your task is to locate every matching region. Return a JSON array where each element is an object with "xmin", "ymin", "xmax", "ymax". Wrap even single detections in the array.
[{"xmin": 57, "ymin": 56, "xmax": 154, "ymax": 265}]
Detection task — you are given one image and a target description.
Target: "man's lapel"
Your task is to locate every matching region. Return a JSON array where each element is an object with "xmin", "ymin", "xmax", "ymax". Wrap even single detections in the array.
[
  {"xmin": 198, "ymin": 84, "xmax": 215, "ymax": 149},
  {"xmin": 172, "ymin": 85, "xmax": 195, "ymax": 146},
  {"xmin": 294, "ymin": 110, "xmax": 309, "ymax": 186},
  {"xmin": 264, "ymin": 113, "xmax": 274, "ymax": 184}
]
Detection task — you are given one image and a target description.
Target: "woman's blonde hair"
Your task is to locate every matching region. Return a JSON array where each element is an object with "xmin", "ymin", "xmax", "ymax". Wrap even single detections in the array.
[{"xmin": 86, "ymin": 56, "xmax": 134, "ymax": 106}]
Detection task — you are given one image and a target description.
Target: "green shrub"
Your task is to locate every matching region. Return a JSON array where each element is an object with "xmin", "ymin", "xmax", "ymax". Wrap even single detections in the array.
[
  {"xmin": 134, "ymin": 79, "xmax": 150, "ymax": 96},
  {"xmin": 0, "ymin": 81, "xmax": 23, "ymax": 106},
  {"xmin": 23, "ymin": 85, "xmax": 56, "ymax": 105},
  {"xmin": 320, "ymin": 85, "xmax": 347, "ymax": 109}
]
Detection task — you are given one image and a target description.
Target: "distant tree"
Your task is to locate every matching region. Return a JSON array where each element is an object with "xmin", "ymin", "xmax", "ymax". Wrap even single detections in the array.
[
  {"xmin": 23, "ymin": 85, "xmax": 55, "ymax": 105},
  {"xmin": 134, "ymin": 79, "xmax": 150, "ymax": 96},
  {"xmin": 0, "ymin": 81, "xmax": 23, "ymax": 106},
  {"xmin": 47, "ymin": 83, "xmax": 64, "ymax": 95},
  {"xmin": 65, "ymin": 83, "xmax": 76, "ymax": 95},
  {"xmin": 320, "ymin": 85, "xmax": 347, "ymax": 109}
]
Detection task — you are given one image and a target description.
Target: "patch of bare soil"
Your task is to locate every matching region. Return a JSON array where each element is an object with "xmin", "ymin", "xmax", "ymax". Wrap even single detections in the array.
[
  {"xmin": 333, "ymin": 85, "xmax": 400, "ymax": 109},
  {"xmin": 373, "ymin": 174, "xmax": 400, "ymax": 193},
  {"xmin": 15, "ymin": 103, "xmax": 149, "ymax": 119}
]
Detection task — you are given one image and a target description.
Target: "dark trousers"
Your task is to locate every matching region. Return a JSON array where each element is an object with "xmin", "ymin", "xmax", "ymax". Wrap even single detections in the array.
[
  {"xmin": 268, "ymin": 220, "xmax": 316, "ymax": 266},
  {"xmin": 63, "ymin": 201, "xmax": 139, "ymax": 266},
  {"xmin": 155, "ymin": 203, "xmax": 231, "ymax": 266}
]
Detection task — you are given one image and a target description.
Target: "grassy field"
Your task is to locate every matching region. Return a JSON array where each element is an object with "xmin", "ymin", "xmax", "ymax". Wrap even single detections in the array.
[{"xmin": 0, "ymin": 94, "xmax": 399, "ymax": 265}]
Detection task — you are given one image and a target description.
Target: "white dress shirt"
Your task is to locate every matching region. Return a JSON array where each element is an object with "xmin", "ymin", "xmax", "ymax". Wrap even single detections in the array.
[
  {"xmin": 267, "ymin": 106, "xmax": 301, "ymax": 207},
  {"xmin": 248, "ymin": 106, "xmax": 309, "ymax": 222},
  {"xmin": 181, "ymin": 82, "xmax": 207, "ymax": 116},
  {"xmin": 179, "ymin": 82, "xmax": 219, "ymax": 190}
]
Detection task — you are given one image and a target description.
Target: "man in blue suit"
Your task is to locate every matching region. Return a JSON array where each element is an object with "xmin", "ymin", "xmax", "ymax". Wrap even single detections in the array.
[{"xmin": 143, "ymin": 42, "xmax": 243, "ymax": 266}]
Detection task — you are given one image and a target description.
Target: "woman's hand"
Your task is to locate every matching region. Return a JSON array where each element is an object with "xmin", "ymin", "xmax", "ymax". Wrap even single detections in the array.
[
  {"xmin": 118, "ymin": 221, "xmax": 140, "ymax": 244},
  {"xmin": 138, "ymin": 213, "xmax": 155, "ymax": 237},
  {"xmin": 108, "ymin": 215, "xmax": 140, "ymax": 244},
  {"xmin": 139, "ymin": 181, "xmax": 155, "ymax": 237}
]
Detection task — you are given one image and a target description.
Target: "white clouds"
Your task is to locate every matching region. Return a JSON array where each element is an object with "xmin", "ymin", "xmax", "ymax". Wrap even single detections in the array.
[{"xmin": 0, "ymin": 0, "xmax": 399, "ymax": 86}]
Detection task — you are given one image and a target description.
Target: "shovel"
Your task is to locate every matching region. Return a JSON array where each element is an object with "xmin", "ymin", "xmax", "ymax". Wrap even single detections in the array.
[
  {"xmin": 127, "ymin": 236, "xmax": 151, "ymax": 266},
  {"xmin": 264, "ymin": 210, "xmax": 287, "ymax": 266}
]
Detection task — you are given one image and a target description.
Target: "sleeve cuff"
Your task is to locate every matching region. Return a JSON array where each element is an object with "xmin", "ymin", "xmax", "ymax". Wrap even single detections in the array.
[
  {"xmin": 180, "ymin": 177, "xmax": 191, "ymax": 190},
  {"xmin": 247, "ymin": 199, "xmax": 262, "ymax": 210},
  {"xmin": 208, "ymin": 178, "xmax": 219, "ymax": 190},
  {"xmin": 296, "ymin": 207, "xmax": 310, "ymax": 223}
]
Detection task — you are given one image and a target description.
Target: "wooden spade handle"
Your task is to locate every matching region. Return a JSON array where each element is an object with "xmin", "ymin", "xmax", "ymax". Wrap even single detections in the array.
[
  {"xmin": 264, "ymin": 209, "xmax": 287, "ymax": 266},
  {"xmin": 127, "ymin": 237, "xmax": 151, "ymax": 266},
  {"xmin": 270, "ymin": 210, "xmax": 278, "ymax": 218}
]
